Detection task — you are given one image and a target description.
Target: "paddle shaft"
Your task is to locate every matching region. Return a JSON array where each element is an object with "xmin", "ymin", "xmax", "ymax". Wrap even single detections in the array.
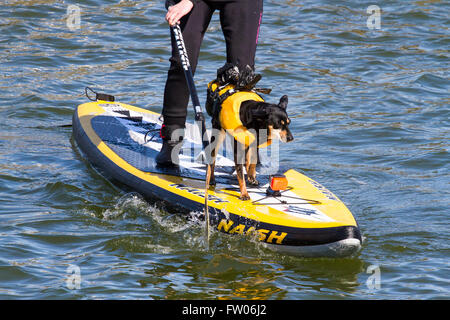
[
  {"xmin": 170, "ymin": 23, "xmax": 211, "ymax": 244},
  {"xmin": 170, "ymin": 24, "xmax": 209, "ymax": 150}
]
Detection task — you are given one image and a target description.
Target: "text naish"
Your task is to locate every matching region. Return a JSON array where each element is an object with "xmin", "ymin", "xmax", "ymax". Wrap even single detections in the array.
[
  {"xmin": 169, "ymin": 184, "xmax": 229, "ymax": 204},
  {"xmin": 217, "ymin": 219, "xmax": 287, "ymax": 244}
]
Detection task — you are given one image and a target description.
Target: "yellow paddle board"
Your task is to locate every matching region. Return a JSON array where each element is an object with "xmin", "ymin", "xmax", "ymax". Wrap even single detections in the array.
[{"xmin": 72, "ymin": 99, "xmax": 362, "ymax": 257}]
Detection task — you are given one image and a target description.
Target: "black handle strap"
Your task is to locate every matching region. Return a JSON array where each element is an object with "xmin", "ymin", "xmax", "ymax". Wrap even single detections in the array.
[{"xmin": 85, "ymin": 87, "xmax": 115, "ymax": 102}]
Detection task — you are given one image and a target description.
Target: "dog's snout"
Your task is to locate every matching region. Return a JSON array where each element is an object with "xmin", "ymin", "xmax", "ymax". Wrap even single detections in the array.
[
  {"xmin": 287, "ymin": 134, "xmax": 294, "ymax": 142},
  {"xmin": 285, "ymin": 129, "xmax": 294, "ymax": 142}
]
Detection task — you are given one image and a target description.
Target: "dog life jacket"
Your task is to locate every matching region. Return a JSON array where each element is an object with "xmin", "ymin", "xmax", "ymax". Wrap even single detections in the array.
[{"xmin": 207, "ymin": 81, "xmax": 272, "ymax": 148}]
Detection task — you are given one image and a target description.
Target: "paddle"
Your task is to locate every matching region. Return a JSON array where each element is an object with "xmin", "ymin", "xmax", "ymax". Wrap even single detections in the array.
[{"xmin": 170, "ymin": 23, "xmax": 212, "ymax": 246}]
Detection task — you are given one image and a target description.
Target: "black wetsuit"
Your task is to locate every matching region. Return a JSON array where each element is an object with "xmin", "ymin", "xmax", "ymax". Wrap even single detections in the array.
[{"xmin": 162, "ymin": 0, "xmax": 264, "ymax": 128}]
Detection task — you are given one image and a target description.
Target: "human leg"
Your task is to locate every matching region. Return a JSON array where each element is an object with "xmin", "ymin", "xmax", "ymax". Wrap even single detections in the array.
[
  {"xmin": 219, "ymin": 0, "xmax": 263, "ymax": 70},
  {"xmin": 157, "ymin": 1, "xmax": 215, "ymax": 166}
]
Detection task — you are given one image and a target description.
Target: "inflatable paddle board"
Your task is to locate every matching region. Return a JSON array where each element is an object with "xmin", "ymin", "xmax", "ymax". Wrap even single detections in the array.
[{"xmin": 72, "ymin": 99, "xmax": 362, "ymax": 258}]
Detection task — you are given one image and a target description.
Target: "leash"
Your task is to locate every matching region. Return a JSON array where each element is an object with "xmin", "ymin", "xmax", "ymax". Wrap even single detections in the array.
[{"xmin": 170, "ymin": 23, "xmax": 212, "ymax": 247}]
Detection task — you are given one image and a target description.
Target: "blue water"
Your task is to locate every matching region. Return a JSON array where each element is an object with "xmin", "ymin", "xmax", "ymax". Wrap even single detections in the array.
[{"xmin": 0, "ymin": 0, "xmax": 448, "ymax": 299}]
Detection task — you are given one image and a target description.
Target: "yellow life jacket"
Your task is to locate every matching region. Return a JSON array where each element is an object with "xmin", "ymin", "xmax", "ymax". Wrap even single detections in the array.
[{"xmin": 207, "ymin": 81, "xmax": 272, "ymax": 148}]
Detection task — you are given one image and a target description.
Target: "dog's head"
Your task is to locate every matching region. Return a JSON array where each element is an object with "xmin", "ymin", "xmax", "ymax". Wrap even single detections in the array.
[{"xmin": 265, "ymin": 95, "xmax": 294, "ymax": 143}]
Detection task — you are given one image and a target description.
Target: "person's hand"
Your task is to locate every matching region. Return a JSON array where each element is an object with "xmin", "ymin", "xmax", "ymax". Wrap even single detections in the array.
[{"xmin": 166, "ymin": 0, "xmax": 194, "ymax": 26}]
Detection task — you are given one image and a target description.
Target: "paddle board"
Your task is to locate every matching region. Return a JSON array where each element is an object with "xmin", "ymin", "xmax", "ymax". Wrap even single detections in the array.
[{"xmin": 72, "ymin": 99, "xmax": 362, "ymax": 257}]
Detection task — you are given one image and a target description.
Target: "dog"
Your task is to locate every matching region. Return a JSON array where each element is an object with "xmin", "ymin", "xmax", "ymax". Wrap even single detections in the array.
[{"xmin": 208, "ymin": 94, "xmax": 294, "ymax": 200}]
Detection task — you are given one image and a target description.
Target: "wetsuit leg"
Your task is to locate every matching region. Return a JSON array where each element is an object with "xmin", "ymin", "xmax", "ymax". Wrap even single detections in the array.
[
  {"xmin": 162, "ymin": 0, "xmax": 263, "ymax": 126},
  {"xmin": 162, "ymin": 1, "xmax": 215, "ymax": 127},
  {"xmin": 219, "ymin": 0, "xmax": 263, "ymax": 70}
]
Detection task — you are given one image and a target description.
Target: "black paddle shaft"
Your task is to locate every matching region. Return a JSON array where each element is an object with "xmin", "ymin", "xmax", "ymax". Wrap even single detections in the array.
[{"xmin": 171, "ymin": 24, "xmax": 209, "ymax": 151}]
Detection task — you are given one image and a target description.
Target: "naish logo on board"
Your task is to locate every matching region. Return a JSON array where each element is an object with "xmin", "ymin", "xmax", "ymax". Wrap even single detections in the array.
[
  {"xmin": 169, "ymin": 183, "xmax": 229, "ymax": 204},
  {"xmin": 217, "ymin": 219, "xmax": 287, "ymax": 245},
  {"xmin": 308, "ymin": 180, "xmax": 339, "ymax": 201}
]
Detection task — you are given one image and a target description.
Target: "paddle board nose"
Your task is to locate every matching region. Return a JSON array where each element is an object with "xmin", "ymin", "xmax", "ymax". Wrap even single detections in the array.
[{"xmin": 264, "ymin": 237, "xmax": 362, "ymax": 258}]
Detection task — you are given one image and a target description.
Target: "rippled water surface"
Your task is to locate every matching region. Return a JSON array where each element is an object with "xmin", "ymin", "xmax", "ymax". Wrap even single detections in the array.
[{"xmin": 0, "ymin": 0, "xmax": 449, "ymax": 299}]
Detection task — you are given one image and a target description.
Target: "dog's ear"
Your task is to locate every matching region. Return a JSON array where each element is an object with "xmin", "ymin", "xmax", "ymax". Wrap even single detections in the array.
[{"xmin": 278, "ymin": 95, "xmax": 288, "ymax": 109}]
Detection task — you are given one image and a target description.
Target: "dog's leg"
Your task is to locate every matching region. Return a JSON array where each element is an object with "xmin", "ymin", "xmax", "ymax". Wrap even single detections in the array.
[
  {"xmin": 245, "ymin": 145, "xmax": 251, "ymax": 173},
  {"xmin": 209, "ymin": 129, "xmax": 226, "ymax": 186},
  {"xmin": 234, "ymin": 139, "xmax": 250, "ymax": 200},
  {"xmin": 246, "ymin": 142, "xmax": 259, "ymax": 186},
  {"xmin": 235, "ymin": 163, "xmax": 250, "ymax": 200},
  {"xmin": 247, "ymin": 163, "xmax": 258, "ymax": 186}
]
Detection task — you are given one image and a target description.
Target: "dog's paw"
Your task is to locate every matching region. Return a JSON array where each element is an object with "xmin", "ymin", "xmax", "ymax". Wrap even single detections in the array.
[
  {"xmin": 247, "ymin": 177, "xmax": 259, "ymax": 186},
  {"xmin": 239, "ymin": 193, "xmax": 251, "ymax": 201}
]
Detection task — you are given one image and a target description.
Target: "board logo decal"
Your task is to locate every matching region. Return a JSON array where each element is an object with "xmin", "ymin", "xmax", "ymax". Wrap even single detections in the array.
[
  {"xmin": 284, "ymin": 206, "xmax": 318, "ymax": 216},
  {"xmin": 217, "ymin": 219, "xmax": 287, "ymax": 244},
  {"xmin": 308, "ymin": 180, "xmax": 339, "ymax": 201},
  {"xmin": 169, "ymin": 183, "xmax": 229, "ymax": 204}
]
